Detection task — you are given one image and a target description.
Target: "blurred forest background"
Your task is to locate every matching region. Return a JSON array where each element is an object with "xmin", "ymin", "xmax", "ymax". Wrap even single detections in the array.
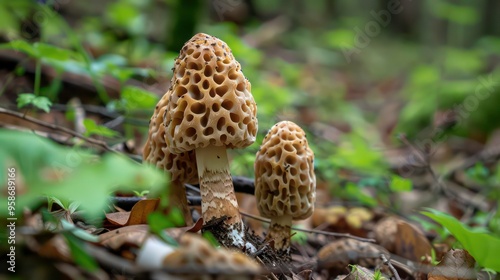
[{"xmin": 1, "ymin": 0, "xmax": 500, "ymax": 277}]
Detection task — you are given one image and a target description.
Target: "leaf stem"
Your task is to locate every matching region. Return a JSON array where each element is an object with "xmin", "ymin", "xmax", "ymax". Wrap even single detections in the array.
[{"xmin": 34, "ymin": 59, "xmax": 41, "ymax": 96}]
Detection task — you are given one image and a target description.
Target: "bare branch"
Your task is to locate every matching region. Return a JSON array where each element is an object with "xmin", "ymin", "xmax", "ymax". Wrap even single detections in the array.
[{"xmin": 0, "ymin": 107, "xmax": 116, "ymax": 153}]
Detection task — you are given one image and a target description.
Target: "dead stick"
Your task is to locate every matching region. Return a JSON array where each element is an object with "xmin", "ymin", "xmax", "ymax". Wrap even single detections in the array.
[
  {"xmin": 381, "ymin": 254, "xmax": 401, "ymax": 280},
  {"xmin": 0, "ymin": 107, "xmax": 115, "ymax": 153},
  {"xmin": 240, "ymin": 211, "xmax": 376, "ymax": 243}
]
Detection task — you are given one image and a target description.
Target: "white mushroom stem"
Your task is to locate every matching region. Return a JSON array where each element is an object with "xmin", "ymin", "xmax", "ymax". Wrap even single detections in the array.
[
  {"xmin": 267, "ymin": 214, "xmax": 292, "ymax": 253},
  {"xmin": 195, "ymin": 145, "xmax": 245, "ymax": 248}
]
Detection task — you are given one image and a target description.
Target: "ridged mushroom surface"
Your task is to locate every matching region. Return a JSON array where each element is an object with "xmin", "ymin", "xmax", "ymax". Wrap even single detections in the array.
[
  {"xmin": 255, "ymin": 121, "xmax": 316, "ymax": 220},
  {"xmin": 165, "ymin": 33, "xmax": 257, "ymax": 154},
  {"xmin": 143, "ymin": 90, "xmax": 198, "ymax": 184}
]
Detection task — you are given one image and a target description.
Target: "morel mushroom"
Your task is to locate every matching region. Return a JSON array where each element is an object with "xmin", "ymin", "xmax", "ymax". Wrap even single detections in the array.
[
  {"xmin": 164, "ymin": 33, "xmax": 258, "ymax": 248},
  {"xmin": 163, "ymin": 233, "xmax": 261, "ymax": 278},
  {"xmin": 143, "ymin": 89, "xmax": 198, "ymax": 226},
  {"xmin": 254, "ymin": 121, "xmax": 316, "ymax": 255}
]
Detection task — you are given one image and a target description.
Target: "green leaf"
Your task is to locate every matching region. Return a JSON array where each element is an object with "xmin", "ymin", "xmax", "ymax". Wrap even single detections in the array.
[
  {"xmin": 444, "ymin": 48, "xmax": 484, "ymax": 75},
  {"xmin": 106, "ymin": 1, "xmax": 146, "ymax": 35},
  {"xmin": 147, "ymin": 211, "xmax": 180, "ymax": 246},
  {"xmin": 63, "ymin": 232, "xmax": 99, "ymax": 272},
  {"xmin": 0, "ymin": 5, "xmax": 19, "ymax": 33},
  {"xmin": 83, "ymin": 119, "xmax": 119, "ymax": 138},
  {"xmin": 61, "ymin": 220, "xmax": 99, "ymax": 243},
  {"xmin": 0, "ymin": 129, "xmax": 166, "ymax": 219},
  {"xmin": 202, "ymin": 231, "xmax": 220, "ymax": 248},
  {"xmin": 408, "ymin": 65, "xmax": 440, "ymax": 88},
  {"xmin": 35, "ymin": 43, "xmax": 75, "ymax": 61},
  {"xmin": 31, "ymin": 96, "xmax": 52, "ymax": 113},
  {"xmin": 17, "ymin": 93, "xmax": 36, "ymax": 108},
  {"xmin": 0, "ymin": 40, "xmax": 37, "ymax": 57},
  {"xmin": 465, "ymin": 163, "xmax": 490, "ymax": 182},
  {"xmin": 291, "ymin": 224, "xmax": 308, "ymax": 245},
  {"xmin": 0, "ymin": 41, "xmax": 81, "ymax": 62},
  {"xmin": 389, "ymin": 175, "xmax": 412, "ymax": 192},
  {"xmin": 323, "ymin": 28, "xmax": 356, "ymax": 49},
  {"xmin": 331, "ymin": 134, "xmax": 388, "ymax": 175},
  {"xmin": 120, "ymin": 86, "xmax": 159, "ymax": 110},
  {"xmin": 68, "ymin": 201, "xmax": 81, "ymax": 214},
  {"xmin": 431, "ymin": 2, "xmax": 479, "ymax": 25},
  {"xmin": 344, "ymin": 182, "xmax": 377, "ymax": 207},
  {"xmin": 422, "ymin": 209, "xmax": 500, "ymax": 271},
  {"xmin": 17, "ymin": 93, "xmax": 52, "ymax": 112},
  {"xmin": 47, "ymin": 196, "xmax": 68, "ymax": 211}
]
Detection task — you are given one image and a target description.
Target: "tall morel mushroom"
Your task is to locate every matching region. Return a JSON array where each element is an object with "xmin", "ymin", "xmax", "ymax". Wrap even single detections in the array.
[
  {"xmin": 143, "ymin": 89, "xmax": 198, "ymax": 226},
  {"xmin": 164, "ymin": 33, "xmax": 258, "ymax": 248},
  {"xmin": 254, "ymin": 121, "xmax": 316, "ymax": 255}
]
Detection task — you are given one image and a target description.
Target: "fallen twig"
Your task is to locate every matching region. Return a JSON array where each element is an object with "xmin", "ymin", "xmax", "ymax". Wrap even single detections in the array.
[
  {"xmin": 381, "ymin": 254, "xmax": 401, "ymax": 280},
  {"xmin": 240, "ymin": 211, "xmax": 376, "ymax": 243},
  {"xmin": 0, "ymin": 106, "xmax": 116, "ymax": 153}
]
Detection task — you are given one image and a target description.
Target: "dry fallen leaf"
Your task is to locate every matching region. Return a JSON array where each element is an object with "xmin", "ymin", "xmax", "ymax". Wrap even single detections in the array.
[
  {"xmin": 186, "ymin": 217, "xmax": 204, "ymax": 233},
  {"xmin": 373, "ymin": 216, "xmax": 399, "ymax": 252},
  {"xmin": 293, "ymin": 269, "xmax": 313, "ymax": 280},
  {"xmin": 428, "ymin": 249, "xmax": 476, "ymax": 280},
  {"xmin": 105, "ymin": 199, "xmax": 159, "ymax": 226},
  {"xmin": 317, "ymin": 238, "xmax": 388, "ymax": 272},
  {"xmin": 38, "ymin": 235, "xmax": 72, "ymax": 262},
  {"xmin": 394, "ymin": 220, "xmax": 433, "ymax": 262},
  {"xmin": 99, "ymin": 224, "xmax": 150, "ymax": 249}
]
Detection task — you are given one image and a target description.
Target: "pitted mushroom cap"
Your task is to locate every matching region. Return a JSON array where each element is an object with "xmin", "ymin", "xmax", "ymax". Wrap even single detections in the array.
[
  {"xmin": 143, "ymin": 90, "xmax": 198, "ymax": 184},
  {"xmin": 163, "ymin": 233, "xmax": 260, "ymax": 273},
  {"xmin": 254, "ymin": 121, "xmax": 316, "ymax": 220},
  {"xmin": 165, "ymin": 33, "xmax": 257, "ymax": 154}
]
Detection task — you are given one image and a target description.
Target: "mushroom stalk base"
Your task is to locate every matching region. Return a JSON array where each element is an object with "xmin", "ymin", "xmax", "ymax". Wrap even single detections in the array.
[
  {"xmin": 267, "ymin": 215, "xmax": 292, "ymax": 256},
  {"xmin": 195, "ymin": 145, "xmax": 245, "ymax": 248}
]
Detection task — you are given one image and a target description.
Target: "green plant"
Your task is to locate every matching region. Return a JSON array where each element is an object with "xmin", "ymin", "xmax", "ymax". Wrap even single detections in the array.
[
  {"xmin": 83, "ymin": 118, "xmax": 119, "ymax": 138},
  {"xmin": 422, "ymin": 208, "xmax": 500, "ymax": 272},
  {"xmin": 147, "ymin": 210, "xmax": 183, "ymax": 246},
  {"xmin": 0, "ymin": 40, "xmax": 85, "ymax": 100},
  {"xmin": 17, "ymin": 93, "xmax": 52, "ymax": 113},
  {"xmin": 0, "ymin": 129, "xmax": 166, "ymax": 220},
  {"xmin": 373, "ymin": 269, "xmax": 385, "ymax": 280},
  {"xmin": 41, "ymin": 210, "xmax": 100, "ymax": 271},
  {"xmin": 132, "ymin": 190, "xmax": 149, "ymax": 197}
]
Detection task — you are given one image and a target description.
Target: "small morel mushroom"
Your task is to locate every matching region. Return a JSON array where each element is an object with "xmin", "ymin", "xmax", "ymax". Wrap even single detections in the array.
[
  {"xmin": 143, "ymin": 89, "xmax": 198, "ymax": 226},
  {"xmin": 254, "ymin": 121, "xmax": 316, "ymax": 256},
  {"xmin": 163, "ymin": 233, "xmax": 261, "ymax": 279},
  {"xmin": 164, "ymin": 33, "xmax": 258, "ymax": 248}
]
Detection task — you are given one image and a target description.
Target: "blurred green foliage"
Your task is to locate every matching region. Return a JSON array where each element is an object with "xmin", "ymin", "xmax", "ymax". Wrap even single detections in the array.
[
  {"xmin": 423, "ymin": 209, "xmax": 500, "ymax": 271},
  {"xmin": 17, "ymin": 93, "xmax": 52, "ymax": 112},
  {"xmin": 0, "ymin": 130, "xmax": 166, "ymax": 220},
  {"xmin": 0, "ymin": 0, "xmax": 499, "ymax": 239}
]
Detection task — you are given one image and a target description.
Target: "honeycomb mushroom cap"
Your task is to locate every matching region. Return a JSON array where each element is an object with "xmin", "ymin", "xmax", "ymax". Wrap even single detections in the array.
[
  {"xmin": 143, "ymin": 90, "xmax": 198, "ymax": 184},
  {"xmin": 165, "ymin": 33, "xmax": 257, "ymax": 153},
  {"xmin": 163, "ymin": 233, "xmax": 260, "ymax": 274},
  {"xmin": 254, "ymin": 121, "xmax": 316, "ymax": 221}
]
